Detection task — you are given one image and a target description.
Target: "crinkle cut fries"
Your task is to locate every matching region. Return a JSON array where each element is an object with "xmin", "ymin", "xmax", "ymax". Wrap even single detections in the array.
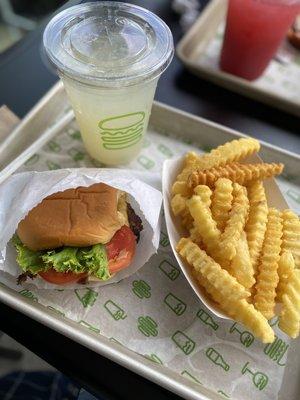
[{"xmin": 171, "ymin": 137, "xmax": 300, "ymax": 343}]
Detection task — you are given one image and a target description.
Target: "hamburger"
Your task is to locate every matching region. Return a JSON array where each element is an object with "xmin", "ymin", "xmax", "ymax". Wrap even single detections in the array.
[{"xmin": 13, "ymin": 183, "xmax": 143, "ymax": 285}]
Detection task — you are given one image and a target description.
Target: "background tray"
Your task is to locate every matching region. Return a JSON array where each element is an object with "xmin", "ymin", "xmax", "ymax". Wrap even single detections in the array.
[
  {"xmin": 0, "ymin": 83, "xmax": 300, "ymax": 400},
  {"xmin": 177, "ymin": 0, "xmax": 300, "ymax": 117}
]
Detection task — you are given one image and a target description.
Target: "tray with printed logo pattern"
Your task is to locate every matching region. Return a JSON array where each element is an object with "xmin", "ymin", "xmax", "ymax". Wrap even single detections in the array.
[{"xmin": 0, "ymin": 82, "xmax": 300, "ymax": 400}]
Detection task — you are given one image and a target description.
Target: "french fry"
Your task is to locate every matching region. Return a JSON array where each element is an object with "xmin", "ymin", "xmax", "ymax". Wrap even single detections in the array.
[
  {"xmin": 219, "ymin": 184, "xmax": 249, "ymax": 261},
  {"xmin": 193, "ymin": 185, "xmax": 212, "ymax": 208},
  {"xmin": 230, "ymin": 232, "xmax": 255, "ymax": 289},
  {"xmin": 278, "ymin": 267, "xmax": 300, "ymax": 338},
  {"xmin": 189, "ymin": 226, "xmax": 205, "ymax": 248},
  {"xmin": 177, "ymin": 238, "xmax": 250, "ymax": 301},
  {"xmin": 170, "ymin": 194, "xmax": 193, "ymax": 229},
  {"xmin": 190, "ymin": 186, "xmax": 212, "ymax": 246},
  {"xmin": 277, "ymin": 252, "xmax": 294, "ymax": 302},
  {"xmin": 195, "ymin": 273, "xmax": 274, "ymax": 343},
  {"xmin": 192, "ymin": 269, "xmax": 221, "ymax": 302},
  {"xmin": 223, "ymin": 300, "xmax": 275, "ymax": 343},
  {"xmin": 211, "ymin": 178, "xmax": 233, "ymax": 232},
  {"xmin": 172, "ymin": 138, "xmax": 260, "ymax": 195},
  {"xmin": 171, "ymin": 181, "xmax": 192, "ymax": 196},
  {"xmin": 245, "ymin": 181, "xmax": 268, "ymax": 273},
  {"xmin": 171, "ymin": 194, "xmax": 187, "ymax": 216},
  {"xmin": 187, "ymin": 195, "xmax": 221, "ymax": 257},
  {"xmin": 254, "ymin": 208, "xmax": 282, "ymax": 320},
  {"xmin": 188, "ymin": 162, "xmax": 284, "ymax": 188},
  {"xmin": 172, "ymin": 152, "xmax": 200, "ymax": 195},
  {"xmin": 182, "ymin": 211, "xmax": 194, "ymax": 230},
  {"xmin": 193, "ymin": 138, "xmax": 260, "ymax": 172},
  {"xmin": 176, "ymin": 152, "xmax": 199, "ymax": 182},
  {"xmin": 282, "ymin": 209, "xmax": 300, "ymax": 268},
  {"xmin": 185, "ymin": 151, "xmax": 199, "ymax": 166}
]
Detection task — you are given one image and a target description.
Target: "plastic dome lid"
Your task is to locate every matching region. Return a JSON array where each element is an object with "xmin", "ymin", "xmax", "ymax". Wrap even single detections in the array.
[{"xmin": 43, "ymin": 2, "xmax": 174, "ymax": 86}]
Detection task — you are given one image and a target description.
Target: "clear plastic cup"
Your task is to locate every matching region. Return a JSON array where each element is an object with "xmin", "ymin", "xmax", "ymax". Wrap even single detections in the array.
[{"xmin": 43, "ymin": 2, "xmax": 174, "ymax": 165}]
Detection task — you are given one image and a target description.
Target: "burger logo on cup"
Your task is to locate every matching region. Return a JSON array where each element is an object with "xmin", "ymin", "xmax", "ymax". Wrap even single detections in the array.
[{"xmin": 99, "ymin": 112, "xmax": 145, "ymax": 150}]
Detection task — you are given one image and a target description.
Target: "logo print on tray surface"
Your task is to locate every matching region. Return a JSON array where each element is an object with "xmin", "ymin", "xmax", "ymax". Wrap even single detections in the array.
[
  {"xmin": 143, "ymin": 353, "xmax": 163, "ymax": 364},
  {"xmin": 158, "ymin": 260, "xmax": 180, "ymax": 281},
  {"xmin": 104, "ymin": 300, "xmax": 127, "ymax": 320},
  {"xmin": 24, "ymin": 154, "xmax": 39, "ymax": 166},
  {"xmin": 217, "ymin": 390, "xmax": 230, "ymax": 398},
  {"xmin": 229, "ymin": 322, "xmax": 254, "ymax": 348},
  {"xmin": 241, "ymin": 362, "xmax": 268, "ymax": 391},
  {"xmin": 197, "ymin": 309, "xmax": 219, "ymax": 331},
  {"xmin": 67, "ymin": 129, "xmax": 82, "ymax": 141},
  {"xmin": 75, "ymin": 288, "xmax": 98, "ymax": 308},
  {"xmin": 142, "ymin": 137, "xmax": 151, "ymax": 148},
  {"xmin": 137, "ymin": 155, "xmax": 155, "ymax": 170},
  {"xmin": 205, "ymin": 348, "xmax": 230, "ymax": 371},
  {"xmin": 46, "ymin": 160, "xmax": 61, "ymax": 170},
  {"xmin": 181, "ymin": 370, "xmax": 202, "ymax": 384},
  {"xmin": 109, "ymin": 337, "xmax": 123, "ymax": 346},
  {"xmin": 157, "ymin": 143, "xmax": 173, "ymax": 158},
  {"xmin": 264, "ymin": 335, "xmax": 289, "ymax": 366},
  {"xmin": 132, "ymin": 280, "xmax": 151, "ymax": 299},
  {"xmin": 137, "ymin": 316, "xmax": 158, "ymax": 337},
  {"xmin": 78, "ymin": 320, "xmax": 100, "ymax": 334},
  {"xmin": 164, "ymin": 293, "xmax": 186, "ymax": 316},
  {"xmin": 159, "ymin": 231, "xmax": 170, "ymax": 247},
  {"xmin": 99, "ymin": 112, "xmax": 145, "ymax": 150},
  {"xmin": 172, "ymin": 331, "xmax": 195, "ymax": 355},
  {"xmin": 48, "ymin": 140, "xmax": 61, "ymax": 153},
  {"xmin": 19, "ymin": 289, "xmax": 38, "ymax": 302},
  {"xmin": 68, "ymin": 148, "xmax": 85, "ymax": 162},
  {"xmin": 47, "ymin": 306, "xmax": 65, "ymax": 316}
]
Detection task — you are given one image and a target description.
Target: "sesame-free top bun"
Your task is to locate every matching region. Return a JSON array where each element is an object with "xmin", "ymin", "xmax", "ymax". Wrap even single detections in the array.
[{"xmin": 17, "ymin": 183, "xmax": 126, "ymax": 251}]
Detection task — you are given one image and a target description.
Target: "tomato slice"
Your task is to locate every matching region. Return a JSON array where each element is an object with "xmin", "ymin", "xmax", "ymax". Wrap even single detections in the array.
[
  {"xmin": 106, "ymin": 225, "xmax": 136, "ymax": 274},
  {"xmin": 39, "ymin": 270, "xmax": 87, "ymax": 284}
]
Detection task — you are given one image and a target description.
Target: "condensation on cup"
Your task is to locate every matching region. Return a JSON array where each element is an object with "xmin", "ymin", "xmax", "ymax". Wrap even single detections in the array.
[{"xmin": 43, "ymin": 2, "xmax": 174, "ymax": 165}]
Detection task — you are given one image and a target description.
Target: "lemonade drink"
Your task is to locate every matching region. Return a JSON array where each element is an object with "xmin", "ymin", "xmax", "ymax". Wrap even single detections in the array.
[
  {"xmin": 43, "ymin": 2, "xmax": 173, "ymax": 165},
  {"xmin": 62, "ymin": 75, "xmax": 158, "ymax": 164}
]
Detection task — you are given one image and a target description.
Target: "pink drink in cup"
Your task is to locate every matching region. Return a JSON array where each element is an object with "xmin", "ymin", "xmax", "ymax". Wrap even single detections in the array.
[{"xmin": 220, "ymin": 0, "xmax": 300, "ymax": 80}]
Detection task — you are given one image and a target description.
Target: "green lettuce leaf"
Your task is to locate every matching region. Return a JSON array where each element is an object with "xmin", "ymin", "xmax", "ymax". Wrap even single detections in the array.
[
  {"xmin": 12, "ymin": 235, "xmax": 48, "ymax": 274},
  {"xmin": 79, "ymin": 244, "xmax": 110, "ymax": 280},
  {"xmin": 12, "ymin": 236, "xmax": 110, "ymax": 280},
  {"xmin": 42, "ymin": 247, "xmax": 83, "ymax": 273}
]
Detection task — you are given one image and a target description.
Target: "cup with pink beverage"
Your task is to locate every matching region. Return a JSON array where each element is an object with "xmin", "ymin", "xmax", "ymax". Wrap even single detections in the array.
[{"xmin": 220, "ymin": 0, "xmax": 300, "ymax": 80}]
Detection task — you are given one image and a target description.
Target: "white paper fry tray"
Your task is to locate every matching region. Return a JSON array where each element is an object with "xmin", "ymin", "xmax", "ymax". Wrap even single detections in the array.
[
  {"xmin": 176, "ymin": 0, "xmax": 300, "ymax": 117},
  {"xmin": 0, "ymin": 82, "xmax": 300, "ymax": 400}
]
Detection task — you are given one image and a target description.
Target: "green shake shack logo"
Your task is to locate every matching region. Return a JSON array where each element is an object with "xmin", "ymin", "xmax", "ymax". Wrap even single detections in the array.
[{"xmin": 98, "ymin": 112, "xmax": 145, "ymax": 150}]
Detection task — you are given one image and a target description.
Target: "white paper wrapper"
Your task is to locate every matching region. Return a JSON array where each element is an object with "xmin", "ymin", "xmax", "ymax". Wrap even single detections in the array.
[
  {"xmin": 162, "ymin": 154, "xmax": 289, "ymax": 319},
  {"xmin": 0, "ymin": 168, "xmax": 162, "ymax": 289}
]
